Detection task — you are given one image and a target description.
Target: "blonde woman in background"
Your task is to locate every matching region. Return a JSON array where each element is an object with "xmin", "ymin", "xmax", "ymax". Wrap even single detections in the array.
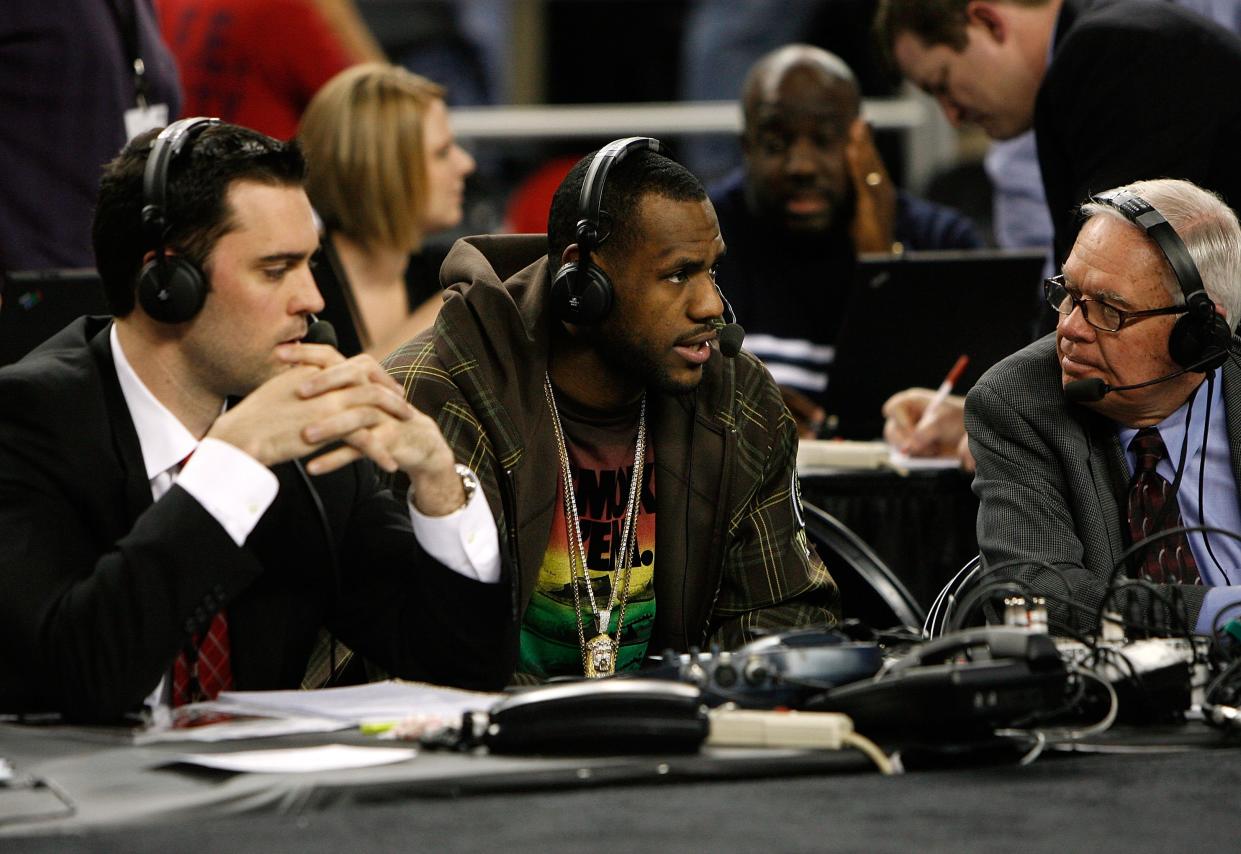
[{"xmin": 298, "ymin": 63, "xmax": 476, "ymax": 359}]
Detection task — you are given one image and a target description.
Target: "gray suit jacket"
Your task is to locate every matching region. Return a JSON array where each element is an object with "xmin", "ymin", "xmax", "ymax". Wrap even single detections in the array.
[{"xmin": 964, "ymin": 334, "xmax": 1241, "ymax": 633}]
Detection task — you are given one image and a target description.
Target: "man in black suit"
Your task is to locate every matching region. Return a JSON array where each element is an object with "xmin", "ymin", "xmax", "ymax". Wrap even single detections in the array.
[
  {"xmin": 0, "ymin": 120, "xmax": 508, "ymax": 722},
  {"xmin": 876, "ymin": 0, "xmax": 1241, "ymax": 265}
]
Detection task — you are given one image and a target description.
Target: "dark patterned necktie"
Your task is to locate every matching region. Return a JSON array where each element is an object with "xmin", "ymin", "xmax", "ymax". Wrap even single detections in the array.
[
  {"xmin": 168, "ymin": 449, "xmax": 234, "ymax": 705},
  {"xmin": 172, "ymin": 615, "xmax": 234, "ymax": 706},
  {"xmin": 1125, "ymin": 427, "xmax": 1201, "ymax": 584}
]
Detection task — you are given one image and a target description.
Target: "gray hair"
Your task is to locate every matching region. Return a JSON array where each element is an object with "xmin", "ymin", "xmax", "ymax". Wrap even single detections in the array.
[{"xmin": 1079, "ymin": 178, "xmax": 1241, "ymax": 331}]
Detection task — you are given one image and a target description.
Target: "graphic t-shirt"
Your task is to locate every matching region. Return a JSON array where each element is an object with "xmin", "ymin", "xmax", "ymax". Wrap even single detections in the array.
[{"xmin": 518, "ymin": 390, "xmax": 657, "ymax": 678}]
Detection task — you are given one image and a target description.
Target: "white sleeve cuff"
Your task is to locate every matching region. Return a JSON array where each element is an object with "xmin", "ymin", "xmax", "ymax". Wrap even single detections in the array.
[
  {"xmin": 408, "ymin": 470, "xmax": 501, "ymax": 584},
  {"xmin": 177, "ymin": 437, "xmax": 279, "ymax": 546}
]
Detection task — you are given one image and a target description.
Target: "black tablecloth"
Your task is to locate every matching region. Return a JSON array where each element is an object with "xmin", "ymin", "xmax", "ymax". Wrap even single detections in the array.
[
  {"xmin": 801, "ymin": 469, "xmax": 979, "ymax": 608},
  {"xmin": 4, "ymin": 722, "xmax": 1239, "ymax": 852}
]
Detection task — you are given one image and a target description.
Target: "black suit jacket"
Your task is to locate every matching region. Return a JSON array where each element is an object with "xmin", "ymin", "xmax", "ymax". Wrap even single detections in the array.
[
  {"xmin": 0, "ymin": 317, "xmax": 510, "ymax": 720},
  {"xmin": 1037, "ymin": 0, "xmax": 1241, "ymax": 264}
]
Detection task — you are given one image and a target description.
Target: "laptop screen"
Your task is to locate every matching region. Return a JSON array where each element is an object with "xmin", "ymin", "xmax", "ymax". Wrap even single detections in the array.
[
  {"xmin": 1, "ymin": 269, "xmax": 110, "ymax": 368},
  {"xmin": 826, "ymin": 249, "xmax": 1047, "ymax": 439}
]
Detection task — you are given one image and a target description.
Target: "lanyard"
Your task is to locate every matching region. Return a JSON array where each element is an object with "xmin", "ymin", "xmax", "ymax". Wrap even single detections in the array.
[{"xmin": 106, "ymin": 0, "xmax": 151, "ymax": 109}]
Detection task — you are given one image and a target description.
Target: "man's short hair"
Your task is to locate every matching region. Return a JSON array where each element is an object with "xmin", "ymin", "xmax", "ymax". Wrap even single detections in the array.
[
  {"xmin": 92, "ymin": 123, "xmax": 307, "ymax": 317},
  {"xmin": 874, "ymin": 0, "xmax": 1049, "ymax": 55},
  {"xmin": 546, "ymin": 148, "xmax": 707, "ymax": 273},
  {"xmin": 298, "ymin": 63, "xmax": 445, "ymax": 255},
  {"xmin": 1079, "ymin": 178, "xmax": 1241, "ymax": 332}
]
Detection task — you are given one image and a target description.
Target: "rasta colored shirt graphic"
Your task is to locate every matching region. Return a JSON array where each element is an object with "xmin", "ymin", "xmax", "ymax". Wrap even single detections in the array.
[{"xmin": 519, "ymin": 393, "xmax": 656, "ymax": 679}]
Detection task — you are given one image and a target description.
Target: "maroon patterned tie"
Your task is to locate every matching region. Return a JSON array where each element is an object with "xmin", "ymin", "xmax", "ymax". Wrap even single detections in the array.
[
  {"xmin": 1125, "ymin": 427, "xmax": 1201, "ymax": 584},
  {"xmin": 169, "ymin": 449, "xmax": 234, "ymax": 706},
  {"xmin": 172, "ymin": 615, "xmax": 234, "ymax": 706}
]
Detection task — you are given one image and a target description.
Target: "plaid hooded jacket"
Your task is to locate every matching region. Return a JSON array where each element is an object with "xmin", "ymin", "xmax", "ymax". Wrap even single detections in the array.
[{"xmin": 385, "ymin": 235, "xmax": 839, "ymax": 676}]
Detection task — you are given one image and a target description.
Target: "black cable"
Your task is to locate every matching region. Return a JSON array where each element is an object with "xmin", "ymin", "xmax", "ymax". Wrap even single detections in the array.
[
  {"xmin": 963, "ymin": 557, "xmax": 1080, "ymax": 635},
  {"xmin": 1103, "ymin": 578, "xmax": 1190, "ymax": 638},
  {"xmin": 681, "ymin": 392, "xmax": 695, "ymax": 648},
  {"xmin": 295, "ymin": 459, "xmax": 344, "ymax": 685},
  {"xmin": 1095, "ymin": 524, "xmax": 1241, "ymax": 635},
  {"xmin": 949, "ymin": 576, "xmax": 1143, "ymax": 644},
  {"xmin": 1197, "ymin": 371, "xmax": 1232, "ymax": 583},
  {"xmin": 947, "ymin": 577, "xmax": 1097, "ymax": 635}
]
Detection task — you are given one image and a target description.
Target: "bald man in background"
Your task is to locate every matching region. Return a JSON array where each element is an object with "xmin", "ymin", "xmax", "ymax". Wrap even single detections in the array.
[{"xmin": 709, "ymin": 44, "xmax": 982, "ymax": 436}]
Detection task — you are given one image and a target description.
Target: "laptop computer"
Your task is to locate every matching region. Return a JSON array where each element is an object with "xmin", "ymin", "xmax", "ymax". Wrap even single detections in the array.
[
  {"xmin": 826, "ymin": 249, "xmax": 1048, "ymax": 439},
  {"xmin": 1, "ymin": 269, "xmax": 109, "ymax": 368}
]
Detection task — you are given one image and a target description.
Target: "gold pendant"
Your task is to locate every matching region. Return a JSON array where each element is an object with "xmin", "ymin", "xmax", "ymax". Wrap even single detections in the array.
[{"xmin": 584, "ymin": 633, "xmax": 616, "ymax": 678}]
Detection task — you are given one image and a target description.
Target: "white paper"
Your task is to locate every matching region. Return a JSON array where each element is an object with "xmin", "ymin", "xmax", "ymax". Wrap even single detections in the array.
[
  {"xmin": 887, "ymin": 449, "xmax": 961, "ymax": 471},
  {"xmin": 171, "ymin": 744, "xmax": 416, "ymax": 774},
  {"xmin": 134, "ymin": 714, "xmax": 350, "ymax": 745},
  {"xmin": 212, "ymin": 679, "xmax": 501, "ymax": 726}
]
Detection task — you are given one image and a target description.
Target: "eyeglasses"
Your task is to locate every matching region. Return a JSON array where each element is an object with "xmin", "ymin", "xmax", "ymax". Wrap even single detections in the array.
[{"xmin": 1043, "ymin": 275, "xmax": 1187, "ymax": 333}]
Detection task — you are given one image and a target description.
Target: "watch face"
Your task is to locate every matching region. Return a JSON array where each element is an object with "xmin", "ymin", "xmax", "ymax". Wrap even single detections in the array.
[{"xmin": 455, "ymin": 464, "xmax": 479, "ymax": 501}]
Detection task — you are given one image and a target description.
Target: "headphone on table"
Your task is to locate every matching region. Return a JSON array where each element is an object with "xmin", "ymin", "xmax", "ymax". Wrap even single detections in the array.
[
  {"xmin": 1089, "ymin": 188, "xmax": 1232, "ymax": 372},
  {"xmin": 550, "ymin": 136, "xmax": 675, "ymax": 325},
  {"xmin": 138, "ymin": 116, "xmax": 221, "ymax": 323}
]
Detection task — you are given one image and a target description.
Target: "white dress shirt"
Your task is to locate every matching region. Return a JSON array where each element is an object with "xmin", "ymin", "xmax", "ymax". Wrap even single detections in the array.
[
  {"xmin": 110, "ymin": 326, "xmax": 501, "ymax": 710},
  {"xmin": 111, "ymin": 324, "xmax": 500, "ymax": 578}
]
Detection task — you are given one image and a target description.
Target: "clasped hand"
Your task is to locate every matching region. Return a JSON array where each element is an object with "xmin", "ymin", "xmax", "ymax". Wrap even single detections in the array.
[{"xmin": 207, "ymin": 344, "xmax": 464, "ymax": 512}]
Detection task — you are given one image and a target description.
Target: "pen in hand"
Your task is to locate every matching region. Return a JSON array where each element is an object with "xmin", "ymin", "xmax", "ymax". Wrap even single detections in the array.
[{"xmin": 913, "ymin": 354, "xmax": 970, "ymax": 437}]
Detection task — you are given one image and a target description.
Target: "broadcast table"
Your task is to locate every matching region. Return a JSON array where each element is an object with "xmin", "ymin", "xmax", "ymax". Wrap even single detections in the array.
[{"xmin": 3, "ymin": 720, "xmax": 1239, "ymax": 852}]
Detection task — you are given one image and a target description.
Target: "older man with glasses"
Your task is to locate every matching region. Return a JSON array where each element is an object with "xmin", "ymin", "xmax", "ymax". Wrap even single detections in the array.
[{"xmin": 962, "ymin": 177, "xmax": 1241, "ymax": 638}]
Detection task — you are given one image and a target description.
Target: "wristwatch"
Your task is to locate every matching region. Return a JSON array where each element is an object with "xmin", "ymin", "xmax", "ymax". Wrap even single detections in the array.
[
  {"xmin": 454, "ymin": 463, "xmax": 479, "ymax": 506},
  {"xmin": 407, "ymin": 463, "xmax": 479, "ymax": 514}
]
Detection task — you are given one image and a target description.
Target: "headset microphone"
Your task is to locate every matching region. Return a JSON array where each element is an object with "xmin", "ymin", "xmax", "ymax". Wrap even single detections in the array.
[
  {"xmin": 304, "ymin": 314, "xmax": 338, "ymax": 348},
  {"xmin": 1065, "ymin": 370, "xmax": 1187, "ymax": 404},
  {"xmin": 711, "ymin": 281, "xmax": 745, "ymax": 358},
  {"xmin": 711, "ymin": 317, "xmax": 745, "ymax": 358},
  {"xmin": 1063, "ymin": 348, "xmax": 1230, "ymax": 403}
]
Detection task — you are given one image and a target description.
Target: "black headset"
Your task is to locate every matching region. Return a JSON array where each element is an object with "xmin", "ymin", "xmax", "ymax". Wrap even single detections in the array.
[
  {"xmin": 550, "ymin": 136, "xmax": 675, "ymax": 325},
  {"xmin": 1089, "ymin": 188, "xmax": 1232, "ymax": 372},
  {"xmin": 138, "ymin": 116, "xmax": 221, "ymax": 323}
]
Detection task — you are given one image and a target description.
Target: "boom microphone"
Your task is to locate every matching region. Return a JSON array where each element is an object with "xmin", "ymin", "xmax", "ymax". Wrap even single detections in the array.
[
  {"xmin": 1064, "ymin": 348, "xmax": 1231, "ymax": 403},
  {"xmin": 712, "ymin": 317, "xmax": 746, "ymax": 358},
  {"xmin": 711, "ymin": 282, "xmax": 745, "ymax": 358},
  {"xmin": 304, "ymin": 314, "xmax": 338, "ymax": 348},
  {"xmin": 1065, "ymin": 370, "xmax": 1188, "ymax": 403}
]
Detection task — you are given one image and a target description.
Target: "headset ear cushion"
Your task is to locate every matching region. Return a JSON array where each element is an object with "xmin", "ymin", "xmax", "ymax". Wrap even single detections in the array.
[
  {"xmin": 550, "ymin": 261, "xmax": 580, "ymax": 320},
  {"xmin": 138, "ymin": 256, "xmax": 208, "ymax": 324},
  {"xmin": 550, "ymin": 261, "xmax": 613, "ymax": 324},
  {"xmin": 1169, "ymin": 309, "xmax": 1232, "ymax": 372}
]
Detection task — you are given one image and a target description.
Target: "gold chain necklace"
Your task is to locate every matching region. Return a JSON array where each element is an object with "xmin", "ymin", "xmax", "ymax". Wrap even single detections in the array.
[{"xmin": 542, "ymin": 372, "xmax": 646, "ymax": 678}]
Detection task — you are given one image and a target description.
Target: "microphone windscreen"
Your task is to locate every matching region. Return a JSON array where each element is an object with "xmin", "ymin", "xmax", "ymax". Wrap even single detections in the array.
[
  {"xmin": 1064, "ymin": 377, "xmax": 1107, "ymax": 403},
  {"xmin": 304, "ymin": 318, "xmax": 338, "ymax": 349},
  {"xmin": 718, "ymin": 322, "xmax": 745, "ymax": 358}
]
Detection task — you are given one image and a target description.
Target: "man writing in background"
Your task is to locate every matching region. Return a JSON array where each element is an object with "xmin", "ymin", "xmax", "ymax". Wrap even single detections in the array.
[
  {"xmin": 965, "ymin": 178, "xmax": 1241, "ymax": 634},
  {"xmin": 0, "ymin": 120, "xmax": 507, "ymax": 721},
  {"xmin": 386, "ymin": 139, "xmax": 839, "ymax": 681},
  {"xmin": 711, "ymin": 43, "xmax": 982, "ymax": 436}
]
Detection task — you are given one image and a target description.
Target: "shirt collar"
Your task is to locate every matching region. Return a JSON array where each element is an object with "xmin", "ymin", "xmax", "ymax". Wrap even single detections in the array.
[
  {"xmin": 110, "ymin": 324, "xmax": 200, "ymax": 481},
  {"xmin": 1117, "ymin": 372, "xmax": 1223, "ymax": 464}
]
